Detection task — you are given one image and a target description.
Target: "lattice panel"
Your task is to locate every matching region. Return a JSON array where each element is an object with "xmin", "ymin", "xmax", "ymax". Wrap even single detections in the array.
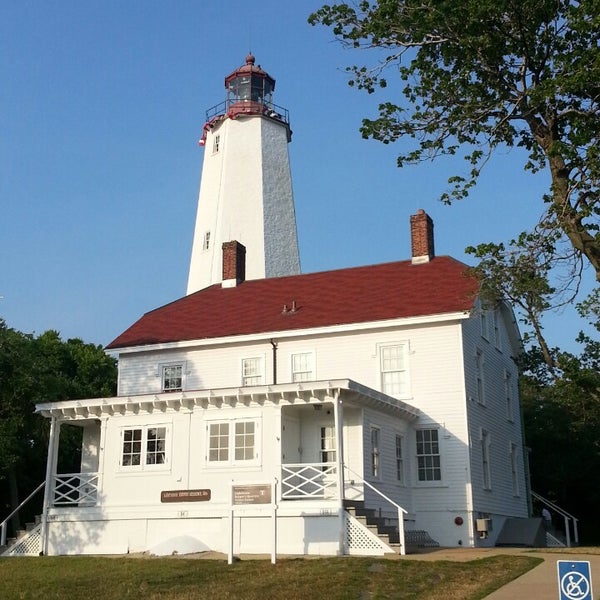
[
  {"xmin": 344, "ymin": 513, "xmax": 392, "ymax": 556},
  {"xmin": 4, "ymin": 524, "xmax": 42, "ymax": 557}
]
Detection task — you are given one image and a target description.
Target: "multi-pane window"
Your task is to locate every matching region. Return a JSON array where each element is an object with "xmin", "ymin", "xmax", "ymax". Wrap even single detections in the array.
[
  {"xmin": 207, "ymin": 420, "xmax": 258, "ymax": 466},
  {"xmin": 510, "ymin": 443, "xmax": 519, "ymax": 496},
  {"xmin": 242, "ymin": 357, "xmax": 263, "ymax": 386},
  {"xmin": 380, "ymin": 344, "xmax": 408, "ymax": 396},
  {"xmin": 203, "ymin": 231, "xmax": 211, "ymax": 251},
  {"xmin": 475, "ymin": 350, "xmax": 485, "ymax": 405},
  {"xmin": 208, "ymin": 422, "xmax": 230, "ymax": 462},
  {"xmin": 121, "ymin": 426, "xmax": 168, "ymax": 469},
  {"xmin": 162, "ymin": 364, "xmax": 182, "ymax": 392},
  {"xmin": 370, "ymin": 427, "xmax": 380, "ymax": 478},
  {"xmin": 395, "ymin": 434, "xmax": 404, "ymax": 483},
  {"xmin": 212, "ymin": 134, "xmax": 220, "ymax": 153},
  {"xmin": 292, "ymin": 352, "xmax": 314, "ymax": 382},
  {"xmin": 320, "ymin": 426, "xmax": 336, "ymax": 463},
  {"xmin": 234, "ymin": 421, "xmax": 255, "ymax": 461},
  {"xmin": 504, "ymin": 371, "xmax": 514, "ymax": 421},
  {"xmin": 416, "ymin": 429, "xmax": 441, "ymax": 482},
  {"xmin": 481, "ymin": 430, "xmax": 492, "ymax": 490},
  {"xmin": 492, "ymin": 311, "xmax": 501, "ymax": 349}
]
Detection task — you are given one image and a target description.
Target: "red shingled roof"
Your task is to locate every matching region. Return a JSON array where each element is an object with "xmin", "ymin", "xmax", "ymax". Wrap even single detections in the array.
[{"xmin": 106, "ymin": 256, "xmax": 479, "ymax": 350}]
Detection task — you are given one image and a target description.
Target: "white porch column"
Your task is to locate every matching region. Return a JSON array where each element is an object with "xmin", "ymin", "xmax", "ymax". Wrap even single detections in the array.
[
  {"xmin": 40, "ymin": 416, "xmax": 60, "ymax": 555},
  {"xmin": 333, "ymin": 391, "xmax": 345, "ymax": 554}
]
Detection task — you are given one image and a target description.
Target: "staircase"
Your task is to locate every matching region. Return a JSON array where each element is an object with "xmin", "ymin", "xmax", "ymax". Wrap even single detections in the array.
[
  {"xmin": 0, "ymin": 516, "xmax": 43, "ymax": 557},
  {"xmin": 343, "ymin": 500, "xmax": 439, "ymax": 554}
]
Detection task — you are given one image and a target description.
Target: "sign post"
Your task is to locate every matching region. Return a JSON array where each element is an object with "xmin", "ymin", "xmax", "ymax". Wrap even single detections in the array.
[
  {"xmin": 557, "ymin": 560, "xmax": 593, "ymax": 600},
  {"xmin": 229, "ymin": 482, "xmax": 276, "ymax": 565}
]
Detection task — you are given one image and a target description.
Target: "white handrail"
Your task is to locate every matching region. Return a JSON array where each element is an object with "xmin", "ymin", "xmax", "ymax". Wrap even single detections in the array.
[
  {"xmin": 0, "ymin": 481, "xmax": 45, "ymax": 546},
  {"xmin": 344, "ymin": 464, "xmax": 408, "ymax": 555},
  {"xmin": 532, "ymin": 491, "xmax": 579, "ymax": 546}
]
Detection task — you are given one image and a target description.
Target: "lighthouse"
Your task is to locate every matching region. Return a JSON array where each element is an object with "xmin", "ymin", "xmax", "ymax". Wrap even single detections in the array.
[{"xmin": 187, "ymin": 55, "xmax": 301, "ymax": 294}]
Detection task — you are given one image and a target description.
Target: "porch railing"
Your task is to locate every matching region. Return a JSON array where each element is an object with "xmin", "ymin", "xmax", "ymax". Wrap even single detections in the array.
[
  {"xmin": 53, "ymin": 473, "xmax": 99, "ymax": 506},
  {"xmin": 281, "ymin": 463, "xmax": 337, "ymax": 499}
]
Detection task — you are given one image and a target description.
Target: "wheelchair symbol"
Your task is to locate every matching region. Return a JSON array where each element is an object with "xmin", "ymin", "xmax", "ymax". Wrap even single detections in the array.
[{"xmin": 561, "ymin": 571, "xmax": 590, "ymax": 599}]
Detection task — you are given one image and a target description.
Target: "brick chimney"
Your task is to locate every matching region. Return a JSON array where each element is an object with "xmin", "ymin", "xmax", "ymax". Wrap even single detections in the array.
[
  {"xmin": 222, "ymin": 241, "xmax": 246, "ymax": 287},
  {"xmin": 410, "ymin": 209, "xmax": 435, "ymax": 264}
]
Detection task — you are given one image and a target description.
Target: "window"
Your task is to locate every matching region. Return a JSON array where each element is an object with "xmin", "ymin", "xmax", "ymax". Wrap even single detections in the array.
[
  {"xmin": 370, "ymin": 427, "xmax": 380, "ymax": 478},
  {"xmin": 416, "ymin": 429, "xmax": 441, "ymax": 482},
  {"xmin": 212, "ymin": 134, "xmax": 220, "ymax": 153},
  {"xmin": 492, "ymin": 311, "xmax": 501, "ymax": 349},
  {"xmin": 510, "ymin": 443, "xmax": 519, "ymax": 496},
  {"xmin": 475, "ymin": 349, "xmax": 485, "ymax": 405},
  {"xmin": 481, "ymin": 429, "xmax": 492, "ymax": 490},
  {"xmin": 504, "ymin": 370, "xmax": 514, "ymax": 421},
  {"xmin": 480, "ymin": 309, "xmax": 489, "ymax": 340},
  {"xmin": 242, "ymin": 357, "xmax": 263, "ymax": 386},
  {"xmin": 121, "ymin": 425, "xmax": 168, "ymax": 470},
  {"xmin": 203, "ymin": 231, "xmax": 211, "ymax": 251},
  {"xmin": 380, "ymin": 344, "xmax": 408, "ymax": 396},
  {"xmin": 292, "ymin": 352, "xmax": 314, "ymax": 382},
  {"xmin": 207, "ymin": 419, "xmax": 259, "ymax": 466},
  {"xmin": 320, "ymin": 426, "xmax": 336, "ymax": 464},
  {"xmin": 395, "ymin": 434, "xmax": 404, "ymax": 483},
  {"xmin": 162, "ymin": 364, "xmax": 182, "ymax": 392}
]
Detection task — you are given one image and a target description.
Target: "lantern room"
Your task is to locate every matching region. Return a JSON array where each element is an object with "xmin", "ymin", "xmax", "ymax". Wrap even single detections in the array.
[{"xmin": 225, "ymin": 54, "xmax": 278, "ymax": 117}]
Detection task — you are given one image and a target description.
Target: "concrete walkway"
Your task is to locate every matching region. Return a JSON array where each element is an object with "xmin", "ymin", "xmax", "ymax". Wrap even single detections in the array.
[{"xmin": 401, "ymin": 547, "xmax": 600, "ymax": 599}]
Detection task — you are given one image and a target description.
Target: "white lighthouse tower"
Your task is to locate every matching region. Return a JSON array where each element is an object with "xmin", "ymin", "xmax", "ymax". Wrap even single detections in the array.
[{"xmin": 187, "ymin": 55, "xmax": 301, "ymax": 294}]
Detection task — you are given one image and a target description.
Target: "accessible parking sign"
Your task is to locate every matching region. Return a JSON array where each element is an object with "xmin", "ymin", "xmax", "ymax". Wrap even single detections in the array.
[{"xmin": 557, "ymin": 560, "xmax": 593, "ymax": 600}]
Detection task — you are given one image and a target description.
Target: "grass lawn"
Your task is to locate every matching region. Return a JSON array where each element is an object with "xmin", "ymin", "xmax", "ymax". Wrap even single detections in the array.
[{"xmin": 0, "ymin": 554, "xmax": 541, "ymax": 600}]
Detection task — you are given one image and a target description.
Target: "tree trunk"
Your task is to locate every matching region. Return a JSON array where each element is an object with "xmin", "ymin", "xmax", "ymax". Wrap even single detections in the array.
[{"xmin": 7, "ymin": 467, "xmax": 20, "ymax": 537}]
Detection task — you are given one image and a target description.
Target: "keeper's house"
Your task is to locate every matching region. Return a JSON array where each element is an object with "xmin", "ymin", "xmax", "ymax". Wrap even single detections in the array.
[{"xmin": 30, "ymin": 210, "xmax": 529, "ymax": 557}]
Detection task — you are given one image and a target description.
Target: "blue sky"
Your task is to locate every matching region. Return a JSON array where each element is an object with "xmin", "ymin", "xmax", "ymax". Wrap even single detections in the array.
[{"xmin": 1, "ymin": 1, "xmax": 592, "ymax": 352}]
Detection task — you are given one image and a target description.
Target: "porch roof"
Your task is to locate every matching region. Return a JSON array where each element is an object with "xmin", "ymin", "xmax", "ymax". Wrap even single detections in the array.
[{"xmin": 35, "ymin": 379, "xmax": 420, "ymax": 421}]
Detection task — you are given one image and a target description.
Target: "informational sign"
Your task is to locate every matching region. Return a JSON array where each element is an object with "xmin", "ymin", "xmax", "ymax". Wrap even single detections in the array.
[
  {"xmin": 232, "ymin": 483, "xmax": 272, "ymax": 505},
  {"xmin": 160, "ymin": 489, "xmax": 211, "ymax": 503},
  {"xmin": 557, "ymin": 560, "xmax": 593, "ymax": 600}
]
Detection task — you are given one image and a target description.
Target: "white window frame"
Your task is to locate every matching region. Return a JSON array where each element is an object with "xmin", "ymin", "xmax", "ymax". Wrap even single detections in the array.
[
  {"xmin": 416, "ymin": 428, "xmax": 442, "ymax": 483},
  {"xmin": 370, "ymin": 426, "xmax": 381, "ymax": 479},
  {"xmin": 320, "ymin": 425, "xmax": 336, "ymax": 464},
  {"xmin": 119, "ymin": 424, "xmax": 170, "ymax": 472},
  {"xmin": 159, "ymin": 362, "xmax": 185, "ymax": 393},
  {"xmin": 481, "ymin": 429, "xmax": 492, "ymax": 490},
  {"xmin": 212, "ymin": 134, "xmax": 220, "ymax": 154},
  {"xmin": 379, "ymin": 342, "xmax": 409, "ymax": 398},
  {"xmin": 475, "ymin": 349, "xmax": 485, "ymax": 405},
  {"xmin": 241, "ymin": 356, "xmax": 264, "ymax": 386},
  {"xmin": 510, "ymin": 442, "xmax": 520, "ymax": 496},
  {"xmin": 395, "ymin": 434, "xmax": 404, "ymax": 483},
  {"xmin": 291, "ymin": 351, "xmax": 315, "ymax": 382},
  {"xmin": 206, "ymin": 418, "xmax": 261, "ymax": 468}
]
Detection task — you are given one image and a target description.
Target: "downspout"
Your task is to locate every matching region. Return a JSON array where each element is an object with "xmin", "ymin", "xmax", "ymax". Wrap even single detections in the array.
[
  {"xmin": 270, "ymin": 339, "xmax": 278, "ymax": 385},
  {"xmin": 40, "ymin": 416, "xmax": 58, "ymax": 556}
]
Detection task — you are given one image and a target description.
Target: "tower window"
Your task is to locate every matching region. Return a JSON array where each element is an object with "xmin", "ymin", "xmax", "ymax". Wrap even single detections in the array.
[
  {"xmin": 213, "ymin": 134, "xmax": 220, "ymax": 153},
  {"xmin": 203, "ymin": 231, "xmax": 211, "ymax": 251}
]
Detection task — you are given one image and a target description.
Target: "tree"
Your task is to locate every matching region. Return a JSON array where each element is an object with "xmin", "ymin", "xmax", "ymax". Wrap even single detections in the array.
[
  {"xmin": 309, "ymin": 0, "xmax": 600, "ymax": 280},
  {"xmin": 0, "ymin": 321, "xmax": 117, "ymax": 534}
]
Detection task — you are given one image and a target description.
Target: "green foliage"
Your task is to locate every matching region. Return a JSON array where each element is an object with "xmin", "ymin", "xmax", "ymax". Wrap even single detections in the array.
[
  {"xmin": 521, "ymin": 339, "xmax": 600, "ymax": 542},
  {"xmin": 0, "ymin": 320, "xmax": 116, "ymax": 524},
  {"xmin": 309, "ymin": 0, "xmax": 600, "ymax": 278}
]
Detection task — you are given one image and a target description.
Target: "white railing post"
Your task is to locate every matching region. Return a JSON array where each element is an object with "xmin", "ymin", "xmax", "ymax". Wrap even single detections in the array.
[
  {"xmin": 564, "ymin": 515, "xmax": 571, "ymax": 548},
  {"xmin": 398, "ymin": 508, "xmax": 406, "ymax": 556},
  {"xmin": 40, "ymin": 416, "xmax": 58, "ymax": 556}
]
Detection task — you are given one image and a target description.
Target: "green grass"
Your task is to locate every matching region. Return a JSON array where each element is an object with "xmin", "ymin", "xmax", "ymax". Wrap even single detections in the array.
[{"xmin": 0, "ymin": 554, "xmax": 542, "ymax": 600}]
